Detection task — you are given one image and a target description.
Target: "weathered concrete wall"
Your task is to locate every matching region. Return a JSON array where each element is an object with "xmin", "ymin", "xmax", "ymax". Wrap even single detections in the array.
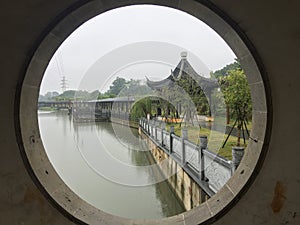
[{"xmin": 139, "ymin": 128, "xmax": 208, "ymax": 211}]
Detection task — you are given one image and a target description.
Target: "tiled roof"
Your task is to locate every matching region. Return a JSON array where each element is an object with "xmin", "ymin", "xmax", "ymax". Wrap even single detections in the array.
[{"xmin": 146, "ymin": 53, "xmax": 218, "ymax": 91}]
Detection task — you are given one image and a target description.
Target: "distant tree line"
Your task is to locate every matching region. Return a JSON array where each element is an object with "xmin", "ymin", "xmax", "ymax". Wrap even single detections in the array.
[
  {"xmin": 39, "ymin": 77, "xmax": 151, "ymax": 102},
  {"xmin": 39, "ymin": 90, "xmax": 101, "ymax": 102}
]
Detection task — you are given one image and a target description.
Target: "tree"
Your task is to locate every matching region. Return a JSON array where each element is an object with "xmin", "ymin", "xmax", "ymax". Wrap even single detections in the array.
[
  {"xmin": 55, "ymin": 90, "xmax": 75, "ymax": 101},
  {"xmin": 88, "ymin": 90, "xmax": 100, "ymax": 100},
  {"xmin": 38, "ymin": 95, "xmax": 46, "ymax": 102},
  {"xmin": 213, "ymin": 60, "xmax": 242, "ymax": 78},
  {"xmin": 43, "ymin": 91, "xmax": 59, "ymax": 101},
  {"xmin": 107, "ymin": 77, "xmax": 128, "ymax": 96},
  {"xmin": 130, "ymin": 97, "xmax": 152, "ymax": 122},
  {"xmin": 220, "ymin": 69, "xmax": 251, "ymax": 146},
  {"xmin": 120, "ymin": 79, "xmax": 152, "ymax": 97},
  {"xmin": 214, "ymin": 60, "xmax": 243, "ymax": 124},
  {"xmin": 177, "ymin": 77, "xmax": 210, "ymax": 116},
  {"xmin": 97, "ymin": 92, "xmax": 116, "ymax": 99}
]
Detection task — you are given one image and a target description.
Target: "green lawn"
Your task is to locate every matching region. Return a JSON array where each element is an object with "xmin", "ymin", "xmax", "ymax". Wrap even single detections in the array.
[
  {"xmin": 165, "ymin": 123, "xmax": 248, "ymax": 160},
  {"xmin": 213, "ymin": 116, "xmax": 252, "ymax": 131}
]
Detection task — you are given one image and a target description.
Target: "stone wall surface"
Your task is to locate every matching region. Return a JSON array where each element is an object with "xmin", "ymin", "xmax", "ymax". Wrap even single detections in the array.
[
  {"xmin": 141, "ymin": 131, "xmax": 206, "ymax": 211},
  {"xmin": 140, "ymin": 119, "xmax": 232, "ymax": 194}
]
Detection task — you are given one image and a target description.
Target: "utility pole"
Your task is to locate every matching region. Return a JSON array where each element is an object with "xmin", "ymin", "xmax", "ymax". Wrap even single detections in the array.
[{"xmin": 60, "ymin": 76, "xmax": 68, "ymax": 93}]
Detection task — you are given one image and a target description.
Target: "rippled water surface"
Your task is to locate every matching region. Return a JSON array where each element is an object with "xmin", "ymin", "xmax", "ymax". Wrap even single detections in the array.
[{"xmin": 38, "ymin": 111, "xmax": 185, "ymax": 219}]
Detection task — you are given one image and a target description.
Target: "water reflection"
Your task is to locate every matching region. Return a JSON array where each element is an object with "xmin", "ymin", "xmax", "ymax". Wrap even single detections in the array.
[{"xmin": 38, "ymin": 111, "xmax": 185, "ymax": 219}]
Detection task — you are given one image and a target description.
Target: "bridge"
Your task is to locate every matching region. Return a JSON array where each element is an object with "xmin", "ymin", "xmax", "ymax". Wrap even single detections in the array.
[
  {"xmin": 38, "ymin": 97, "xmax": 137, "ymax": 122},
  {"xmin": 38, "ymin": 101, "xmax": 72, "ymax": 110}
]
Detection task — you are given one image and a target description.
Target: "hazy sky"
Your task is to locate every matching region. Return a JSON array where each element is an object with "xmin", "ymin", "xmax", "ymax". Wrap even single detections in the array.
[{"xmin": 41, "ymin": 5, "xmax": 236, "ymax": 95}]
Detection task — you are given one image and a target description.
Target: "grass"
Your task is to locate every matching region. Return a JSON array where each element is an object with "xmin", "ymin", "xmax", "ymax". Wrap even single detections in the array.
[
  {"xmin": 165, "ymin": 123, "xmax": 248, "ymax": 160},
  {"xmin": 213, "ymin": 116, "xmax": 252, "ymax": 131}
]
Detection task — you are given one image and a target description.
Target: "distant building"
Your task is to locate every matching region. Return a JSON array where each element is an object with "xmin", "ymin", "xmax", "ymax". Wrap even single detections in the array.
[{"xmin": 146, "ymin": 52, "xmax": 219, "ymax": 118}]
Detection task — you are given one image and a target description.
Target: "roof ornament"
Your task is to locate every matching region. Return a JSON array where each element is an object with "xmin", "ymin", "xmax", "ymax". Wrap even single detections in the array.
[
  {"xmin": 181, "ymin": 51, "xmax": 187, "ymax": 59},
  {"xmin": 178, "ymin": 51, "xmax": 187, "ymax": 79}
]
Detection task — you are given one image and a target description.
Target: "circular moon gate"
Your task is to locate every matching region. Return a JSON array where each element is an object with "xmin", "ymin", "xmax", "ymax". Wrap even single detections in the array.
[{"xmin": 17, "ymin": 1, "xmax": 270, "ymax": 224}]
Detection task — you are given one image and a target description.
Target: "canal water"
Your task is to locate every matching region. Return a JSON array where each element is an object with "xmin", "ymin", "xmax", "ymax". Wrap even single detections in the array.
[{"xmin": 38, "ymin": 111, "xmax": 185, "ymax": 219}]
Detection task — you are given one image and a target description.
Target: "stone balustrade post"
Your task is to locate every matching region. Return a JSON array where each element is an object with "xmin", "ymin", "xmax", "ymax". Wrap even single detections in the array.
[
  {"xmin": 169, "ymin": 126, "xmax": 174, "ymax": 154},
  {"xmin": 161, "ymin": 123, "xmax": 166, "ymax": 146},
  {"xmin": 232, "ymin": 146, "xmax": 245, "ymax": 172},
  {"xmin": 150, "ymin": 121, "xmax": 154, "ymax": 137},
  {"xmin": 199, "ymin": 135, "xmax": 208, "ymax": 180},
  {"xmin": 147, "ymin": 120, "xmax": 150, "ymax": 134},
  {"xmin": 149, "ymin": 120, "xmax": 152, "ymax": 136},
  {"xmin": 181, "ymin": 129, "xmax": 188, "ymax": 165},
  {"xmin": 154, "ymin": 123, "xmax": 158, "ymax": 141}
]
